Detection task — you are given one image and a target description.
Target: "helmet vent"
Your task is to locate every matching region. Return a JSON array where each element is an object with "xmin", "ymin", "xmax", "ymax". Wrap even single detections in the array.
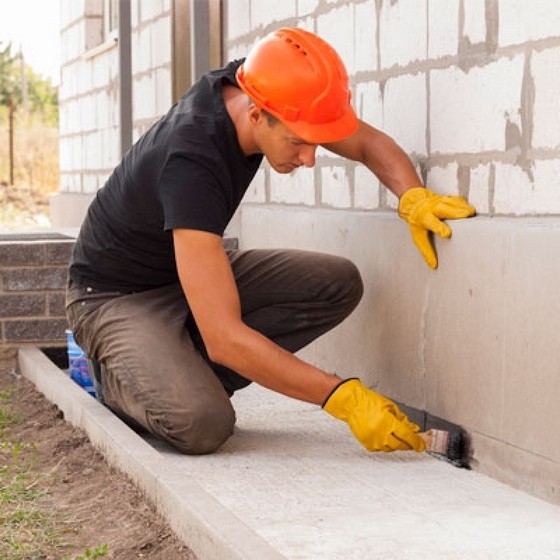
[{"xmin": 284, "ymin": 36, "xmax": 308, "ymax": 56}]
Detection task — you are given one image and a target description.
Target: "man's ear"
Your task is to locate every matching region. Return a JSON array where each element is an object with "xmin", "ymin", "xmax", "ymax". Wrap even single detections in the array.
[{"xmin": 247, "ymin": 103, "xmax": 263, "ymax": 125}]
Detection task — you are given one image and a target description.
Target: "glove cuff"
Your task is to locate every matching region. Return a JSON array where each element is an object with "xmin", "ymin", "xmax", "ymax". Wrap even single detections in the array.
[
  {"xmin": 321, "ymin": 377, "xmax": 359, "ymax": 408},
  {"xmin": 397, "ymin": 186, "xmax": 429, "ymax": 221}
]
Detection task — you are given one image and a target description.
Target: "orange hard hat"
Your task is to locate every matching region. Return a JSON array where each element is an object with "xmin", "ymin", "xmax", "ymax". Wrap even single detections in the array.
[{"xmin": 236, "ymin": 27, "xmax": 358, "ymax": 144}]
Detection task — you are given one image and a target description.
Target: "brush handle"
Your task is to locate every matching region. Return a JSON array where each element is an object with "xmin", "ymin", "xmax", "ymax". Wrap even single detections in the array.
[{"xmin": 419, "ymin": 429, "xmax": 449, "ymax": 454}]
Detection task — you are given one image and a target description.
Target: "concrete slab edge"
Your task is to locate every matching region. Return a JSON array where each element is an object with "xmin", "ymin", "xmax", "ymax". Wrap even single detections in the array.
[{"xmin": 17, "ymin": 347, "xmax": 286, "ymax": 560}]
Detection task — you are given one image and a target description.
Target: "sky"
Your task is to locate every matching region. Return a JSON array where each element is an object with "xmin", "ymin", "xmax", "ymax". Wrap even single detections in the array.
[{"xmin": 0, "ymin": 0, "xmax": 61, "ymax": 85}]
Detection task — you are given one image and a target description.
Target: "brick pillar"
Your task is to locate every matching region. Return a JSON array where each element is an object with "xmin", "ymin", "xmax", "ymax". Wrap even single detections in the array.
[{"xmin": 0, "ymin": 234, "xmax": 74, "ymax": 362}]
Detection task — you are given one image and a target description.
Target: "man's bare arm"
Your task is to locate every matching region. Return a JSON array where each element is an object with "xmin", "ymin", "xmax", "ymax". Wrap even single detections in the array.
[
  {"xmin": 323, "ymin": 119, "xmax": 422, "ymax": 197},
  {"xmin": 173, "ymin": 228, "xmax": 340, "ymax": 404}
]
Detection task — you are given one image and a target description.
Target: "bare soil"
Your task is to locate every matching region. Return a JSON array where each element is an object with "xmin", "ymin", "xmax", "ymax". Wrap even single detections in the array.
[{"xmin": 0, "ymin": 363, "xmax": 196, "ymax": 559}]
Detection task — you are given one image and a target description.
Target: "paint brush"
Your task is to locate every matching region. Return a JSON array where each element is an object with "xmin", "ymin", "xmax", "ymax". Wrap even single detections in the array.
[{"xmin": 419, "ymin": 428, "xmax": 470, "ymax": 469}]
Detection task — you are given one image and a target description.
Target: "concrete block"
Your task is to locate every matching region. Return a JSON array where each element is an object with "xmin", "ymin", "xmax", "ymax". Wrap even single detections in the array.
[
  {"xmin": 92, "ymin": 49, "xmax": 113, "ymax": 89},
  {"xmin": 250, "ymin": 0, "xmax": 296, "ymax": 27},
  {"xmin": 494, "ymin": 160, "xmax": 560, "ymax": 214},
  {"xmin": 4, "ymin": 319, "xmax": 68, "ymax": 343},
  {"xmin": 468, "ymin": 164, "xmax": 491, "ymax": 214},
  {"xmin": 226, "ymin": 0, "xmax": 251, "ymax": 38},
  {"xmin": 297, "ymin": 0, "xmax": 320, "ymax": 16},
  {"xmin": 2, "ymin": 267, "xmax": 68, "ymax": 292},
  {"xmin": 82, "ymin": 403, "xmax": 164, "ymax": 501},
  {"xmin": 45, "ymin": 241, "xmax": 75, "ymax": 265},
  {"xmin": 430, "ymin": 55, "xmax": 524, "ymax": 154},
  {"xmin": 355, "ymin": 81, "xmax": 382, "ymax": 128},
  {"xmin": 155, "ymin": 67, "xmax": 172, "ymax": 115},
  {"xmin": 84, "ymin": 15, "xmax": 103, "ymax": 51},
  {"xmin": 47, "ymin": 293, "xmax": 67, "ymax": 317},
  {"xmin": 0, "ymin": 243, "xmax": 45, "ymax": 266},
  {"xmin": 270, "ymin": 167, "xmax": 315, "ymax": 206},
  {"xmin": 320, "ymin": 166, "xmax": 351, "ymax": 208},
  {"xmin": 157, "ymin": 468, "xmax": 286, "ymax": 560},
  {"xmin": 85, "ymin": 0, "xmax": 103, "ymax": 17},
  {"xmin": 77, "ymin": 61, "xmax": 93, "ymax": 97},
  {"xmin": 317, "ymin": 4, "xmax": 354, "ymax": 73},
  {"xmin": 428, "ymin": 0, "xmax": 460, "ymax": 58},
  {"xmin": 424, "ymin": 222, "xmax": 510, "ymax": 434},
  {"xmin": 501, "ymin": 222, "xmax": 560, "ymax": 461},
  {"xmin": 133, "ymin": 75, "xmax": 157, "ymax": 121},
  {"xmin": 243, "ymin": 169, "xmax": 266, "ymax": 204},
  {"xmin": 379, "ymin": 0, "xmax": 427, "ymax": 69},
  {"xmin": 354, "ymin": 165, "xmax": 380, "ymax": 210},
  {"xmin": 499, "ymin": 0, "xmax": 560, "ymax": 46},
  {"xmin": 140, "ymin": 0, "xmax": 165, "ymax": 22},
  {"xmin": 152, "ymin": 16, "xmax": 172, "ymax": 68},
  {"xmin": 532, "ymin": 47, "xmax": 560, "ymax": 150},
  {"xmin": 462, "ymin": 0, "xmax": 486, "ymax": 45},
  {"xmin": 383, "ymin": 73, "xmax": 427, "ymax": 157},
  {"xmin": 427, "ymin": 163, "xmax": 459, "ymax": 195},
  {"xmin": 354, "ymin": 0, "xmax": 377, "ymax": 72},
  {"xmin": 0, "ymin": 294, "xmax": 46, "ymax": 317},
  {"xmin": 472, "ymin": 432, "xmax": 560, "ymax": 505}
]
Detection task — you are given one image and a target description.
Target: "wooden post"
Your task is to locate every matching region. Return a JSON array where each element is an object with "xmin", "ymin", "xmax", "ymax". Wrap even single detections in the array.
[{"xmin": 8, "ymin": 97, "xmax": 14, "ymax": 186}]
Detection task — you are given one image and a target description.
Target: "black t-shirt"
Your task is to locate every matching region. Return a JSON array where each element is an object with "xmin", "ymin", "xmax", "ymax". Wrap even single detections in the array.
[{"xmin": 69, "ymin": 60, "xmax": 263, "ymax": 292}]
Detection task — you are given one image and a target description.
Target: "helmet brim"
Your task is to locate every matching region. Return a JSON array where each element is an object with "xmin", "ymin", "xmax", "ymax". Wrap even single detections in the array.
[{"xmin": 282, "ymin": 109, "xmax": 359, "ymax": 144}]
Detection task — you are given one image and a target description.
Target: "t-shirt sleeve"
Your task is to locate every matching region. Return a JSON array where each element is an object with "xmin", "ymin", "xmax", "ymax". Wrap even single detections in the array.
[{"xmin": 159, "ymin": 152, "xmax": 231, "ymax": 235}]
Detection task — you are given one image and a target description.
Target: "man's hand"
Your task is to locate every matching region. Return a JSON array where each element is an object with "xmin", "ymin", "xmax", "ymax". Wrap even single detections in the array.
[
  {"xmin": 322, "ymin": 378, "xmax": 425, "ymax": 452},
  {"xmin": 398, "ymin": 187, "xmax": 476, "ymax": 269}
]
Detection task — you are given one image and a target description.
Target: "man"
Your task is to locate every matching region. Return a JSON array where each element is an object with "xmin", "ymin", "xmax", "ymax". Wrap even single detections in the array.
[{"xmin": 66, "ymin": 28, "xmax": 475, "ymax": 455}]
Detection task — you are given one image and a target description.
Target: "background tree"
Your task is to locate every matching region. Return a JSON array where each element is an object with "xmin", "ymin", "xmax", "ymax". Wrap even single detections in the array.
[{"xmin": 0, "ymin": 41, "xmax": 59, "ymax": 227}]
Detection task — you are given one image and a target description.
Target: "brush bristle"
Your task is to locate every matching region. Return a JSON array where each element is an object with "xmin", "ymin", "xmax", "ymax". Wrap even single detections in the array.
[
  {"xmin": 446, "ymin": 430, "xmax": 467, "ymax": 465},
  {"xmin": 425, "ymin": 428, "xmax": 470, "ymax": 469}
]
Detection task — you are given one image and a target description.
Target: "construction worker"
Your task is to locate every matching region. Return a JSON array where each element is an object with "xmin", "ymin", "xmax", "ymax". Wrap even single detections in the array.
[{"xmin": 66, "ymin": 28, "xmax": 475, "ymax": 455}]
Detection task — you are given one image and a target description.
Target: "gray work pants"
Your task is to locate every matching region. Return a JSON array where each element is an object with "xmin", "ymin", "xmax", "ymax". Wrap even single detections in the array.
[{"xmin": 66, "ymin": 249, "xmax": 363, "ymax": 455}]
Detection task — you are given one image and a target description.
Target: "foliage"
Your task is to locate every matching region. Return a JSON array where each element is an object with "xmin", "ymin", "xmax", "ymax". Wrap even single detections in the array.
[
  {"xmin": 0, "ymin": 41, "xmax": 58, "ymax": 125},
  {"xmin": 0, "ymin": 41, "xmax": 59, "ymax": 227}
]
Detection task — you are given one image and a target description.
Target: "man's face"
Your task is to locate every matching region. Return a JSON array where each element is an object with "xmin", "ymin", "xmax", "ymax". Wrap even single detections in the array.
[{"xmin": 252, "ymin": 109, "xmax": 318, "ymax": 174}]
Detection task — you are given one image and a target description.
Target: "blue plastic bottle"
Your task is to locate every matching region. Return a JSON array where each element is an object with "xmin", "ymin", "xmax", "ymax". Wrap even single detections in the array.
[{"xmin": 65, "ymin": 330, "xmax": 95, "ymax": 397}]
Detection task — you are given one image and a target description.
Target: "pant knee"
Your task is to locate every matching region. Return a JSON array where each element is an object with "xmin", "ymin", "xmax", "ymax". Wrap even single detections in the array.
[
  {"xmin": 329, "ymin": 256, "xmax": 364, "ymax": 312},
  {"xmin": 150, "ymin": 400, "xmax": 236, "ymax": 455}
]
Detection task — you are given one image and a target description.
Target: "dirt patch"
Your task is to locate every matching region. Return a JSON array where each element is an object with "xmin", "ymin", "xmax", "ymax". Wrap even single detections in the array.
[{"xmin": 0, "ymin": 363, "xmax": 196, "ymax": 559}]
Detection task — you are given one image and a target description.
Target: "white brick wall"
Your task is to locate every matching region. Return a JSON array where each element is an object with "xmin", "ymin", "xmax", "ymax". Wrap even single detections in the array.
[
  {"xmin": 270, "ymin": 168, "xmax": 315, "ymax": 206},
  {"xmin": 57, "ymin": 0, "xmax": 560, "ymax": 217},
  {"xmin": 468, "ymin": 164, "xmax": 492, "ymax": 214},
  {"xmin": 383, "ymin": 74, "xmax": 427, "ymax": 157},
  {"xmin": 427, "ymin": 163, "xmax": 459, "ymax": 196},
  {"xmin": 221, "ymin": 0, "xmax": 560, "ymax": 216},
  {"xmin": 251, "ymin": 0, "xmax": 297, "ymax": 28},
  {"xmin": 532, "ymin": 47, "xmax": 560, "ymax": 149},
  {"xmin": 430, "ymin": 56, "xmax": 525, "ymax": 154},
  {"xmin": 321, "ymin": 166, "xmax": 352, "ymax": 209},
  {"xmin": 494, "ymin": 160, "xmax": 560, "ymax": 214},
  {"xmin": 428, "ymin": 0, "xmax": 460, "ymax": 59},
  {"xmin": 463, "ymin": 0, "xmax": 487, "ymax": 44},
  {"xmin": 379, "ymin": 0, "xmax": 427, "ymax": 69},
  {"xmin": 59, "ymin": 0, "xmax": 171, "ymax": 196},
  {"xmin": 499, "ymin": 0, "xmax": 560, "ymax": 46}
]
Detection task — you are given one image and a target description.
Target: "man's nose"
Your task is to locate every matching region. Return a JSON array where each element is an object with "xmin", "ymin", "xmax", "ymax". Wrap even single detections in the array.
[{"xmin": 298, "ymin": 145, "xmax": 317, "ymax": 167}]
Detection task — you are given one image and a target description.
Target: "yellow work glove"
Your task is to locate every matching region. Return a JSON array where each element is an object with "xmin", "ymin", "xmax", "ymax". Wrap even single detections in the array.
[
  {"xmin": 398, "ymin": 187, "xmax": 476, "ymax": 269},
  {"xmin": 323, "ymin": 378, "xmax": 425, "ymax": 452}
]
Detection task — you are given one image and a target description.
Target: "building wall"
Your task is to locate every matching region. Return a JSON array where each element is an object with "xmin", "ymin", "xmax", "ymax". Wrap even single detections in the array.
[
  {"xmin": 225, "ymin": 0, "xmax": 560, "ymax": 504},
  {"xmin": 53, "ymin": 0, "xmax": 172, "ymax": 227},
  {"xmin": 53, "ymin": 0, "xmax": 560, "ymax": 503}
]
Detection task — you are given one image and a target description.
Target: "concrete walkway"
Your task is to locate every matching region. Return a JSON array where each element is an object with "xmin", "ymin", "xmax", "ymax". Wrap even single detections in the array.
[{"xmin": 18, "ymin": 347, "xmax": 560, "ymax": 560}]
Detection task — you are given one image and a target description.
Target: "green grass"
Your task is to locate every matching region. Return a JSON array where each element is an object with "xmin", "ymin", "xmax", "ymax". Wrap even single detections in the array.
[{"xmin": 0, "ymin": 382, "xmax": 109, "ymax": 560}]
